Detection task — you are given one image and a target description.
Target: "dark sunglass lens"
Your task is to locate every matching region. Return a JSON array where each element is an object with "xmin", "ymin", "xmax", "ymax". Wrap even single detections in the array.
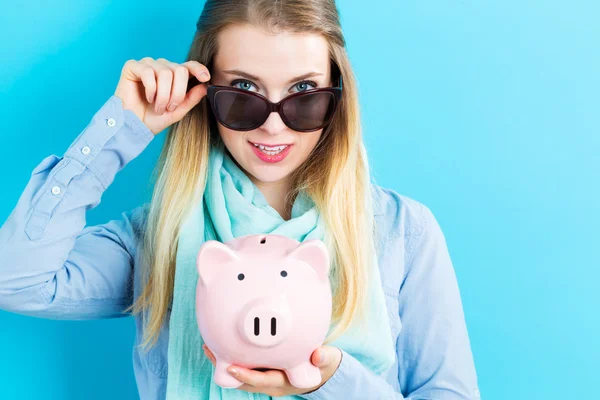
[
  {"xmin": 282, "ymin": 92, "xmax": 336, "ymax": 131},
  {"xmin": 214, "ymin": 91, "xmax": 268, "ymax": 130}
]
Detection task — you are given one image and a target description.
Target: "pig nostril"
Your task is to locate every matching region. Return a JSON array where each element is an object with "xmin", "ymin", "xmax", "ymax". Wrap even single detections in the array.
[
  {"xmin": 271, "ymin": 317, "xmax": 277, "ymax": 336},
  {"xmin": 260, "ymin": 237, "xmax": 266, "ymax": 244},
  {"xmin": 254, "ymin": 317, "xmax": 260, "ymax": 336}
]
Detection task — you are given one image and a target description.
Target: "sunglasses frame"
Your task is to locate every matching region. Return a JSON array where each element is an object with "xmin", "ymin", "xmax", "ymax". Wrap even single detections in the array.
[{"xmin": 205, "ymin": 73, "xmax": 343, "ymax": 133}]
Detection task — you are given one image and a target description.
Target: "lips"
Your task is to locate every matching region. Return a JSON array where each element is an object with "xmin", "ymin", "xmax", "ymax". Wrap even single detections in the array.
[{"xmin": 249, "ymin": 141, "xmax": 293, "ymax": 163}]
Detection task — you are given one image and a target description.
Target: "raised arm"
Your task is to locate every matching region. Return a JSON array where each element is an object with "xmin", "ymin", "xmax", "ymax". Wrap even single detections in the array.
[{"xmin": 0, "ymin": 95, "xmax": 154, "ymax": 319}]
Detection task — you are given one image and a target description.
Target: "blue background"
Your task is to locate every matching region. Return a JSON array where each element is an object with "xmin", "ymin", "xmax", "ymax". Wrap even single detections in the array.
[{"xmin": 1, "ymin": 1, "xmax": 598, "ymax": 399}]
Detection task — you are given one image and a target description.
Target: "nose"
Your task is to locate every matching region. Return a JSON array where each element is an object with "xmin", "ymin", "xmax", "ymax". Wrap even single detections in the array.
[
  {"xmin": 239, "ymin": 300, "xmax": 290, "ymax": 348},
  {"xmin": 260, "ymin": 111, "xmax": 287, "ymax": 135}
]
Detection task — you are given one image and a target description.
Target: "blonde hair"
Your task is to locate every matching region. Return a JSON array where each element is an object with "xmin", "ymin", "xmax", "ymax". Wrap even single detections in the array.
[{"xmin": 126, "ymin": 0, "xmax": 380, "ymax": 351}]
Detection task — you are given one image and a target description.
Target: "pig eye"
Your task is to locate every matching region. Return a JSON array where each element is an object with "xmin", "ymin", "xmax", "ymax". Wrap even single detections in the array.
[
  {"xmin": 238, "ymin": 273, "xmax": 245, "ymax": 281},
  {"xmin": 280, "ymin": 270, "xmax": 288, "ymax": 277}
]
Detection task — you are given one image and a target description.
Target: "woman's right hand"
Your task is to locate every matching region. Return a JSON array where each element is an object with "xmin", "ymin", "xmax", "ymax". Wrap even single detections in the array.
[{"xmin": 114, "ymin": 57, "xmax": 211, "ymax": 135}]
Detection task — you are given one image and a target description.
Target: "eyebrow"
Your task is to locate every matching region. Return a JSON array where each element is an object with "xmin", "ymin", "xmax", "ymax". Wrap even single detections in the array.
[{"xmin": 222, "ymin": 69, "xmax": 324, "ymax": 84}]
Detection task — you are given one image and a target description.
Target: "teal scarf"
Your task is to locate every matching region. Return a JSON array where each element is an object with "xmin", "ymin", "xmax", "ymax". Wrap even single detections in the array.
[{"xmin": 165, "ymin": 140, "xmax": 395, "ymax": 399}]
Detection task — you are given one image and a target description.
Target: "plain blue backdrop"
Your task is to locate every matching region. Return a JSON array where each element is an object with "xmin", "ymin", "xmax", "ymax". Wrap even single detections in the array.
[{"xmin": 1, "ymin": 1, "xmax": 598, "ymax": 399}]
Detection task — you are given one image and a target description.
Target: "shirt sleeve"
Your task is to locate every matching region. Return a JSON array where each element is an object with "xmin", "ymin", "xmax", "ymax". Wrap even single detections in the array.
[
  {"xmin": 0, "ymin": 95, "xmax": 155, "ymax": 320},
  {"xmin": 300, "ymin": 205, "xmax": 481, "ymax": 400}
]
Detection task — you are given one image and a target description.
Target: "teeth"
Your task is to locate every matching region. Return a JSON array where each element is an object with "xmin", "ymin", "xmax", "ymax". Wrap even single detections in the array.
[
  {"xmin": 252, "ymin": 143, "xmax": 288, "ymax": 155},
  {"xmin": 253, "ymin": 143, "xmax": 287, "ymax": 151},
  {"xmin": 260, "ymin": 147, "xmax": 284, "ymax": 155}
]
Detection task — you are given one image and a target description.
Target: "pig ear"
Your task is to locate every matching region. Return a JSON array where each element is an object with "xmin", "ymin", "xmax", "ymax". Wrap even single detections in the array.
[
  {"xmin": 286, "ymin": 239, "xmax": 330, "ymax": 282},
  {"xmin": 196, "ymin": 240, "xmax": 240, "ymax": 286}
]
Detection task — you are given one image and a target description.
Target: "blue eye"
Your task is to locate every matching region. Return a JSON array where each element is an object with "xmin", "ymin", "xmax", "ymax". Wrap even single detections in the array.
[
  {"xmin": 292, "ymin": 80, "xmax": 317, "ymax": 93},
  {"xmin": 231, "ymin": 79, "xmax": 258, "ymax": 92}
]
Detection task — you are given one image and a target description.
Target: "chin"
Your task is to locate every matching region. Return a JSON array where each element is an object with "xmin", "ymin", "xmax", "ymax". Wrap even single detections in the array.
[{"xmin": 244, "ymin": 163, "xmax": 293, "ymax": 184}]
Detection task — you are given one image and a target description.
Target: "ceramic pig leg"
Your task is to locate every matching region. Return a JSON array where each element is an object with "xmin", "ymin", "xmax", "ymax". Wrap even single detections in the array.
[
  {"xmin": 285, "ymin": 361, "xmax": 322, "ymax": 389},
  {"xmin": 213, "ymin": 359, "xmax": 243, "ymax": 388}
]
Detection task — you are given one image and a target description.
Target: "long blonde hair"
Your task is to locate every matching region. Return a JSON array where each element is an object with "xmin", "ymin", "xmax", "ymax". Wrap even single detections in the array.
[{"xmin": 126, "ymin": 0, "xmax": 380, "ymax": 351}]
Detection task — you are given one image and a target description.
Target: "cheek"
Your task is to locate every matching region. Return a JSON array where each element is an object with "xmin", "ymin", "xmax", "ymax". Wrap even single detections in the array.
[
  {"xmin": 217, "ymin": 125, "xmax": 238, "ymax": 143},
  {"xmin": 217, "ymin": 126, "xmax": 247, "ymax": 155},
  {"xmin": 298, "ymin": 131, "xmax": 323, "ymax": 155}
]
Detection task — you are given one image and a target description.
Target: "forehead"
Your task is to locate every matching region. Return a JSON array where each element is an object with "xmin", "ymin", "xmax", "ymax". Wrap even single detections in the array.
[{"xmin": 212, "ymin": 23, "xmax": 331, "ymax": 82}]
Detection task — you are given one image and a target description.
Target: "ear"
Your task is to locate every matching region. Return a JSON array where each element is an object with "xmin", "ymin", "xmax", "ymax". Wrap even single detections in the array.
[
  {"xmin": 196, "ymin": 240, "xmax": 240, "ymax": 286},
  {"xmin": 286, "ymin": 239, "xmax": 330, "ymax": 282}
]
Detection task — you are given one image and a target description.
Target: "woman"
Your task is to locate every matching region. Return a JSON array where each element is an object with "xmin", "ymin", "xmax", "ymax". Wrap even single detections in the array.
[{"xmin": 0, "ymin": 0, "xmax": 479, "ymax": 399}]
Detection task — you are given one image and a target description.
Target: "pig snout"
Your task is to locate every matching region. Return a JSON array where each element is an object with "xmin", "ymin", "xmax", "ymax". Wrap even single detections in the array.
[{"xmin": 238, "ymin": 299, "xmax": 290, "ymax": 348}]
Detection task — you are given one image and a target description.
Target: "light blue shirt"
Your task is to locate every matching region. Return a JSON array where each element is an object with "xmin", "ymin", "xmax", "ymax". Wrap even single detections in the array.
[{"xmin": 0, "ymin": 95, "xmax": 480, "ymax": 399}]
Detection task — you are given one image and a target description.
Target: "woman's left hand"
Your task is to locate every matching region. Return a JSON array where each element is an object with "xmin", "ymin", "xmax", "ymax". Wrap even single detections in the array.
[{"xmin": 202, "ymin": 344, "xmax": 342, "ymax": 397}]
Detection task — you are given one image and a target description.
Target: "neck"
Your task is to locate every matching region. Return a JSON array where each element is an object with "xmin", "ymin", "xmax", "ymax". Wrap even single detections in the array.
[
  {"xmin": 249, "ymin": 175, "xmax": 293, "ymax": 221},
  {"xmin": 225, "ymin": 147, "xmax": 294, "ymax": 220}
]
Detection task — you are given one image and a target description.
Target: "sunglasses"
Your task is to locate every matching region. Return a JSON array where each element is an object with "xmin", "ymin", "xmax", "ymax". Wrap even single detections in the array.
[{"xmin": 188, "ymin": 72, "xmax": 343, "ymax": 133}]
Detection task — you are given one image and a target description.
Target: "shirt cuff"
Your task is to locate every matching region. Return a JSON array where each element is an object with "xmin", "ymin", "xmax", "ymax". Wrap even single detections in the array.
[
  {"xmin": 65, "ymin": 95, "xmax": 155, "ymax": 190},
  {"xmin": 23, "ymin": 96, "xmax": 155, "ymax": 240}
]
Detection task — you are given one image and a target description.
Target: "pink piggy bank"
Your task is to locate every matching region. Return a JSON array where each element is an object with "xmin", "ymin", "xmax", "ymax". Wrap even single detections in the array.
[{"xmin": 195, "ymin": 233, "xmax": 332, "ymax": 389}]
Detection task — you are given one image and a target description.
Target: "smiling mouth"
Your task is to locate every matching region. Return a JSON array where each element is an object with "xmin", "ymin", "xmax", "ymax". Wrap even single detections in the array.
[
  {"xmin": 249, "ymin": 141, "xmax": 292, "ymax": 155},
  {"xmin": 248, "ymin": 141, "xmax": 293, "ymax": 162}
]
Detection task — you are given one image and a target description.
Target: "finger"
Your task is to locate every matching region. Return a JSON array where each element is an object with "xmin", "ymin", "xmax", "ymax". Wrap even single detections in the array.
[
  {"xmin": 312, "ymin": 346, "xmax": 340, "ymax": 368},
  {"xmin": 156, "ymin": 59, "xmax": 189, "ymax": 112},
  {"xmin": 206, "ymin": 357, "xmax": 214, "ymax": 366},
  {"xmin": 311, "ymin": 347, "xmax": 326, "ymax": 367},
  {"xmin": 236, "ymin": 383, "xmax": 260, "ymax": 393},
  {"xmin": 141, "ymin": 58, "xmax": 173, "ymax": 114},
  {"xmin": 168, "ymin": 61, "xmax": 210, "ymax": 118},
  {"xmin": 229, "ymin": 367, "xmax": 286, "ymax": 390},
  {"xmin": 201, "ymin": 345, "xmax": 211, "ymax": 359},
  {"xmin": 125, "ymin": 59, "xmax": 157, "ymax": 104},
  {"xmin": 169, "ymin": 84, "xmax": 207, "ymax": 120},
  {"xmin": 233, "ymin": 383, "xmax": 273, "ymax": 395},
  {"xmin": 182, "ymin": 60, "xmax": 211, "ymax": 83},
  {"xmin": 202, "ymin": 344, "xmax": 211, "ymax": 356},
  {"xmin": 202, "ymin": 346, "xmax": 216, "ymax": 366}
]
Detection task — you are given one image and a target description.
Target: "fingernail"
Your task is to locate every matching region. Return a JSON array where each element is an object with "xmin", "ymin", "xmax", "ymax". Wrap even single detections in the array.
[
  {"xmin": 228, "ymin": 367, "xmax": 238, "ymax": 377},
  {"xmin": 200, "ymin": 72, "xmax": 209, "ymax": 80},
  {"xmin": 319, "ymin": 350, "xmax": 326, "ymax": 364},
  {"xmin": 167, "ymin": 103, "xmax": 177, "ymax": 111}
]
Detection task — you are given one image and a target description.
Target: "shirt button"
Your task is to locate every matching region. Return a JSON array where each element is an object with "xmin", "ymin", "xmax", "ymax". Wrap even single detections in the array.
[
  {"xmin": 51, "ymin": 186, "xmax": 61, "ymax": 195},
  {"xmin": 81, "ymin": 146, "xmax": 91, "ymax": 155},
  {"xmin": 106, "ymin": 118, "xmax": 116, "ymax": 127}
]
